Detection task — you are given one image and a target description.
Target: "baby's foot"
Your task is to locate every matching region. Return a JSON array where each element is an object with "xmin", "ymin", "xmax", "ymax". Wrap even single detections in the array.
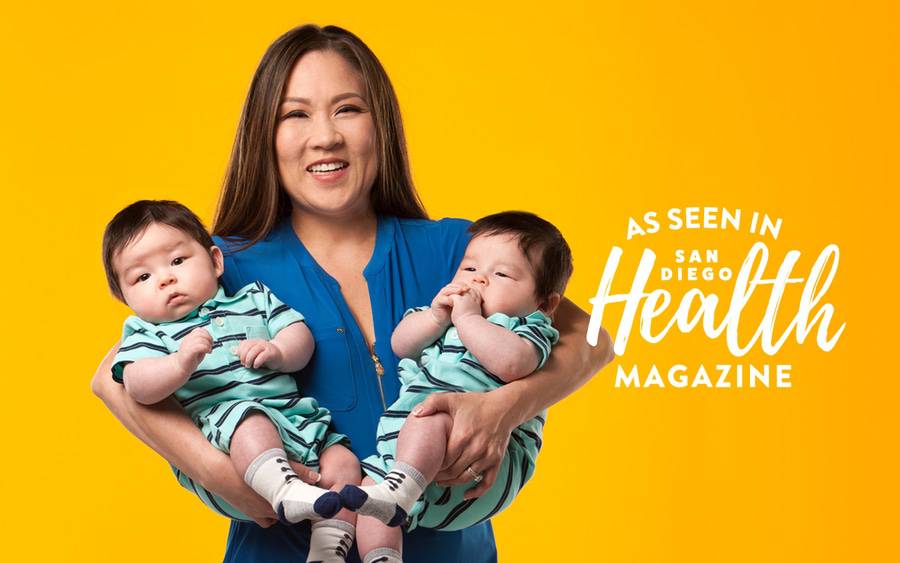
[
  {"xmin": 339, "ymin": 483, "xmax": 408, "ymax": 527},
  {"xmin": 276, "ymin": 478, "xmax": 342, "ymax": 524},
  {"xmin": 307, "ymin": 519, "xmax": 355, "ymax": 562},
  {"xmin": 339, "ymin": 462, "xmax": 427, "ymax": 527}
]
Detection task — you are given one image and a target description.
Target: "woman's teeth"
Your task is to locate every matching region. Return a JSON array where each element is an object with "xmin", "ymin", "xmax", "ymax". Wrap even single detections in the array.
[{"xmin": 307, "ymin": 162, "xmax": 348, "ymax": 173}]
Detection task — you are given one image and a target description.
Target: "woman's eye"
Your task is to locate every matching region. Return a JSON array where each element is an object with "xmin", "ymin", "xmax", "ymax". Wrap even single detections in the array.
[
  {"xmin": 137, "ymin": 273, "xmax": 150, "ymax": 283},
  {"xmin": 282, "ymin": 110, "xmax": 308, "ymax": 120},
  {"xmin": 336, "ymin": 105, "xmax": 361, "ymax": 115},
  {"xmin": 172, "ymin": 257, "xmax": 185, "ymax": 266}
]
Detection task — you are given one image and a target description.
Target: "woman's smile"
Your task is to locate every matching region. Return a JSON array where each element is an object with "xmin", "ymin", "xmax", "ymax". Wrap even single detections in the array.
[{"xmin": 306, "ymin": 158, "xmax": 350, "ymax": 183}]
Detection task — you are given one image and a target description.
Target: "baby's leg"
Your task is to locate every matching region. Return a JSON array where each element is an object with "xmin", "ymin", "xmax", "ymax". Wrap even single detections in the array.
[
  {"xmin": 307, "ymin": 445, "xmax": 360, "ymax": 563},
  {"xmin": 231, "ymin": 412, "xmax": 341, "ymax": 523},
  {"xmin": 356, "ymin": 477, "xmax": 403, "ymax": 563},
  {"xmin": 340, "ymin": 412, "xmax": 452, "ymax": 526}
]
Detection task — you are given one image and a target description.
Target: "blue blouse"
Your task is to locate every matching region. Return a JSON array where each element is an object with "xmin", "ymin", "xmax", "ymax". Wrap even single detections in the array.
[{"xmin": 214, "ymin": 215, "xmax": 498, "ymax": 563}]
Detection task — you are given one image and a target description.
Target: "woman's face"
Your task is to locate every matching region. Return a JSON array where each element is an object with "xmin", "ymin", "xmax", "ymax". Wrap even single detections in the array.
[{"xmin": 275, "ymin": 49, "xmax": 378, "ymax": 219}]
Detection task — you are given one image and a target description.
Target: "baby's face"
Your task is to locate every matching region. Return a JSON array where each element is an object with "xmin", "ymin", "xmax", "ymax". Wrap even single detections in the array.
[
  {"xmin": 451, "ymin": 233, "xmax": 542, "ymax": 318},
  {"xmin": 114, "ymin": 223, "xmax": 223, "ymax": 323}
]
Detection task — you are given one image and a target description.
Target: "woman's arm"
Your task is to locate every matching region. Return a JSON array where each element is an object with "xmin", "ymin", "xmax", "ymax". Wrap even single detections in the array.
[
  {"xmin": 413, "ymin": 297, "xmax": 614, "ymax": 497},
  {"xmin": 91, "ymin": 342, "xmax": 320, "ymax": 526}
]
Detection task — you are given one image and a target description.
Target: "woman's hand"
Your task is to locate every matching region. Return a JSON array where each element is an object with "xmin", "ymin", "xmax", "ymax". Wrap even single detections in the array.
[
  {"xmin": 207, "ymin": 456, "xmax": 323, "ymax": 528},
  {"xmin": 413, "ymin": 390, "xmax": 515, "ymax": 499},
  {"xmin": 288, "ymin": 460, "xmax": 325, "ymax": 488},
  {"xmin": 219, "ymin": 481, "xmax": 279, "ymax": 528}
]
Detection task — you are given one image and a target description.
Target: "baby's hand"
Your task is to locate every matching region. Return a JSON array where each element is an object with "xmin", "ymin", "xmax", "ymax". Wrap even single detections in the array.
[
  {"xmin": 431, "ymin": 283, "xmax": 467, "ymax": 326},
  {"xmin": 177, "ymin": 328, "xmax": 213, "ymax": 373},
  {"xmin": 237, "ymin": 339, "xmax": 283, "ymax": 370},
  {"xmin": 450, "ymin": 285, "xmax": 483, "ymax": 323}
]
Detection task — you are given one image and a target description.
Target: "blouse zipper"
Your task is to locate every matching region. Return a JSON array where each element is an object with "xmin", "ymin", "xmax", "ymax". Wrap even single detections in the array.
[{"xmin": 371, "ymin": 347, "xmax": 387, "ymax": 411}]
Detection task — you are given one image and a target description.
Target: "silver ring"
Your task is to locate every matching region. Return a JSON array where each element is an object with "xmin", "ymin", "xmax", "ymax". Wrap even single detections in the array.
[{"xmin": 466, "ymin": 466, "xmax": 484, "ymax": 484}]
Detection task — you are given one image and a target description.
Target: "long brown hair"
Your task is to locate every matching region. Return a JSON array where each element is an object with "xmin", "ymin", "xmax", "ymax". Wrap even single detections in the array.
[{"xmin": 213, "ymin": 24, "xmax": 428, "ymax": 247}]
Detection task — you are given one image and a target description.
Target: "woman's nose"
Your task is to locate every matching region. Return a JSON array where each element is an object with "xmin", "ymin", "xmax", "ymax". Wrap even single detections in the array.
[{"xmin": 309, "ymin": 117, "xmax": 343, "ymax": 150}]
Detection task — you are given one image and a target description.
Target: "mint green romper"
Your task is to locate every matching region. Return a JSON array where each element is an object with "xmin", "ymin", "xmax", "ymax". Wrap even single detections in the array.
[
  {"xmin": 112, "ymin": 282, "xmax": 348, "ymax": 521},
  {"xmin": 361, "ymin": 309, "xmax": 558, "ymax": 532}
]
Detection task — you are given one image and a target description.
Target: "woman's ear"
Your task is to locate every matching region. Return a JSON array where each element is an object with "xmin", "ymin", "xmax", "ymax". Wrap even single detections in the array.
[
  {"xmin": 210, "ymin": 246, "xmax": 225, "ymax": 277},
  {"xmin": 540, "ymin": 292, "xmax": 561, "ymax": 315}
]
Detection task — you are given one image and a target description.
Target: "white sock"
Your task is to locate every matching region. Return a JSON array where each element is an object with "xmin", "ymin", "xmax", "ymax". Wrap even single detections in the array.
[
  {"xmin": 307, "ymin": 519, "xmax": 355, "ymax": 563},
  {"xmin": 363, "ymin": 547, "xmax": 402, "ymax": 563},
  {"xmin": 339, "ymin": 461, "xmax": 426, "ymax": 527},
  {"xmin": 244, "ymin": 448, "xmax": 342, "ymax": 523}
]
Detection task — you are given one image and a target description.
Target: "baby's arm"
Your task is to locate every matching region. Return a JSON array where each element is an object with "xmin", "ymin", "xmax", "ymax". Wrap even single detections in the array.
[
  {"xmin": 122, "ymin": 328, "xmax": 212, "ymax": 404},
  {"xmin": 391, "ymin": 283, "xmax": 465, "ymax": 359},
  {"xmin": 236, "ymin": 321, "xmax": 314, "ymax": 372},
  {"xmin": 451, "ymin": 291, "xmax": 540, "ymax": 382}
]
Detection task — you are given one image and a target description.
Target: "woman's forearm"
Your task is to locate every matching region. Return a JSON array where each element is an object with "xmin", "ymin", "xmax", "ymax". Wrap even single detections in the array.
[
  {"xmin": 92, "ymin": 344, "xmax": 235, "ymax": 492},
  {"xmin": 493, "ymin": 297, "xmax": 614, "ymax": 428}
]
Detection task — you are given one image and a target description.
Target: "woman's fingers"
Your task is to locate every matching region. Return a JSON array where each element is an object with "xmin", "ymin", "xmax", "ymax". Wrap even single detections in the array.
[
  {"xmin": 287, "ymin": 460, "xmax": 324, "ymax": 487},
  {"xmin": 464, "ymin": 464, "xmax": 499, "ymax": 500},
  {"xmin": 412, "ymin": 392, "xmax": 454, "ymax": 418},
  {"xmin": 425, "ymin": 392, "xmax": 512, "ymax": 488},
  {"xmin": 436, "ymin": 441, "xmax": 504, "ymax": 486}
]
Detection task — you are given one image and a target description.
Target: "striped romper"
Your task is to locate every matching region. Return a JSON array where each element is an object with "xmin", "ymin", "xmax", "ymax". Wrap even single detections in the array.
[
  {"xmin": 112, "ymin": 282, "xmax": 348, "ymax": 521},
  {"xmin": 360, "ymin": 308, "xmax": 559, "ymax": 532}
]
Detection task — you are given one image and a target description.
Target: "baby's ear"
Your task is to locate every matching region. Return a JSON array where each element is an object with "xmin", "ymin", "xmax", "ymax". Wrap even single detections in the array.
[
  {"xmin": 210, "ymin": 246, "xmax": 225, "ymax": 277},
  {"xmin": 540, "ymin": 292, "xmax": 561, "ymax": 316}
]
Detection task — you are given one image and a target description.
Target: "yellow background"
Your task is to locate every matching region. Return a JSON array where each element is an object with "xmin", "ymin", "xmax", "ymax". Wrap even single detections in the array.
[{"xmin": 2, "ymin": 1, "xmax": 897, "ymax": 561}]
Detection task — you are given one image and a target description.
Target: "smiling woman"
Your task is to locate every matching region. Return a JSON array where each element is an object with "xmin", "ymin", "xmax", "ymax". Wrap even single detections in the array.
[
  {"xmin": 212, "ymin": 26, "xmax": 427, "ymax": 249},
  {"xmin": 91, "ymin": 23, "xmax": 613, "ymax": 563}
]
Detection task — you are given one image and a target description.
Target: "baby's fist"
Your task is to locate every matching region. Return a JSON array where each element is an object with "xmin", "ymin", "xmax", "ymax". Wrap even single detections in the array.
[
  {"xmin": 237, "ymin": 339, "xmax": 283, "ymax": 370},
  {"xmin": 177, "ymin": 328, "xmax": 213, "ymax": 372},
  {"xmin": 431, "ymin": 283, "xmax": 466, "ymax": 326},
  {"xmin": 450, "ymin": 285, "xmax": 483, "ymax": 322}
]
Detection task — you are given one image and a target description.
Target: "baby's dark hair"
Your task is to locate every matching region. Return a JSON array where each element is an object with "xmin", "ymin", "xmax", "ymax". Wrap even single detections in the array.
[
  {"xmin": 102, "ymin": 200, "xmax": 215, "ymax": 301},
  {"xmin": 468, "ymin": 211, "xmax": 573, "ymax": 301}
]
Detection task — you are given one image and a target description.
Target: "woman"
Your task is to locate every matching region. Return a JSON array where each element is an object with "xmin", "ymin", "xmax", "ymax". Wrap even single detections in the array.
[{"xmin": 92, "ymin": 24, "xmax": 614, "ymax": 562}]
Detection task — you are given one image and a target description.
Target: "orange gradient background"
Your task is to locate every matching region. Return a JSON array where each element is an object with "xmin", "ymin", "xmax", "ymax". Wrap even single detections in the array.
[{"xmin": 1, "ymin": 1, "xmax": 897, "ymax": 561}]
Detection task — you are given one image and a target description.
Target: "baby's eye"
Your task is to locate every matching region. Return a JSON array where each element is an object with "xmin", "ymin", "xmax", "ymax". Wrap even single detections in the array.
[
  {"xmin": 462, "ymin": 267, "xmax": 476, "ymax": 272},
  {"xmin": 172, "ymin": 257, "xmax": 185, "ymax": 266},
  {"xmin": 137, "ymin": 273, "xmax": 150, "ymax": 283},
  {"xmin": 495, "ymin": 272, "xmax": 509, "ymax": 278}
]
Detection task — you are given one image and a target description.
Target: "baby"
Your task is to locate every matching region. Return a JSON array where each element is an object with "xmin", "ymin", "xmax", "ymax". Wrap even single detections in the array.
[
  {"xmin": 338, "ymin": 211, "xmax": 573, "ymax": 563},
  {"xmin": 103, "ymin": 200, "xmax": 358, "ymax": 562}
]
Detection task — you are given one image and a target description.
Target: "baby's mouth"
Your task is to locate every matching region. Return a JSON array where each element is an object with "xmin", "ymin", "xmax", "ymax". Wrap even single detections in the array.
[{"xmin": 167, "ymin": 293, "xmax": 187, "ymax": 304}]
